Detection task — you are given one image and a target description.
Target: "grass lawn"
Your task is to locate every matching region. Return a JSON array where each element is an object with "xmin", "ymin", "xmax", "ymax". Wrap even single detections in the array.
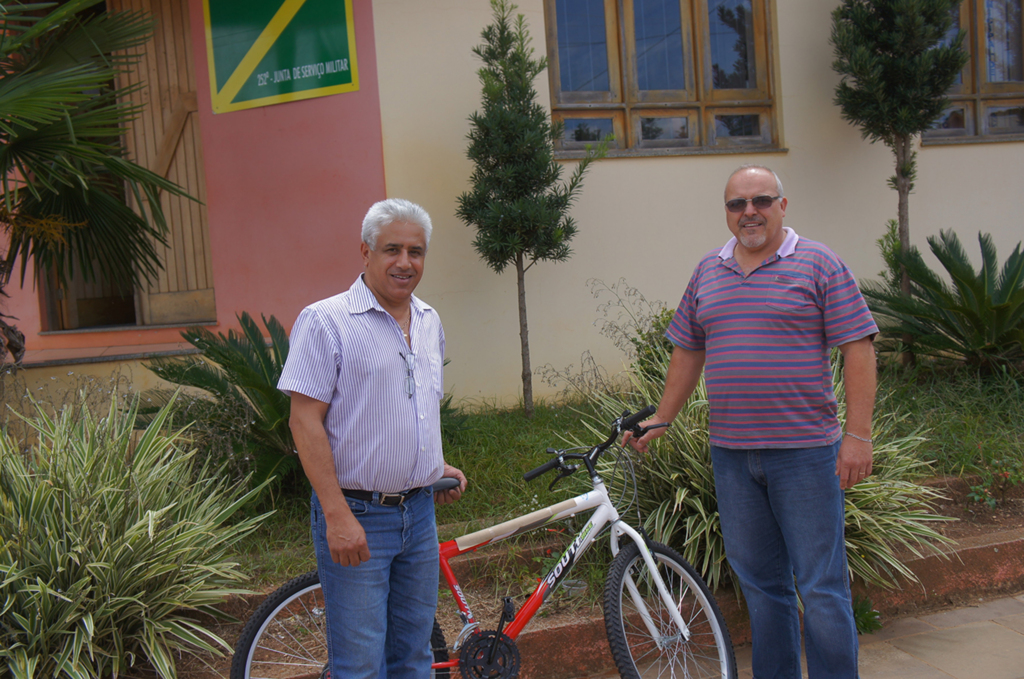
[{"xmin": 877, "ymin": 363, "xmax": 1024, "ymax": 475}]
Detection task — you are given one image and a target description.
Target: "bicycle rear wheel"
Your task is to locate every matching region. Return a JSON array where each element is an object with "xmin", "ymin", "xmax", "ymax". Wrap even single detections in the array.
[
  {"xmin": 603, "ymin": 541, "xmax": 736, "ymax": 679},
  {"xmin": 231, "ymin": 570, "xmax": 449, "ymax": 679}
]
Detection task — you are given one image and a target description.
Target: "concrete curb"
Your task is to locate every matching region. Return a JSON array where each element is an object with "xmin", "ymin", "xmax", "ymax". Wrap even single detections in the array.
[{"xmin": 511, "ymin": 529, "xmax": 1024, "ymax": 679}]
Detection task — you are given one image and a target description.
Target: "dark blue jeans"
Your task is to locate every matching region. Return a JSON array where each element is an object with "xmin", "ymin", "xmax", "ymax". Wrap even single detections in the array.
[
  {"xmin": 711, "ymin": 442, "xmax": 858, "ymax": 679},
  {"xmin": 312, "ymin": 488, "xmax": 439, "ymax": 679}
]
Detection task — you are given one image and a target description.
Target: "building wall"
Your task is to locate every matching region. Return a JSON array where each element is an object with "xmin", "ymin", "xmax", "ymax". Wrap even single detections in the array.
[{"xmin": 372, "ymin": 0, "xmax": 1023, "ymax": 403}]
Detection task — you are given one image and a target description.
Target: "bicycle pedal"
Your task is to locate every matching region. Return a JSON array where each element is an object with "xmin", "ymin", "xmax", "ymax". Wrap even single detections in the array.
[{"xmin": 500, "ymin": 597, "xmax": 515, "ymax": 622}]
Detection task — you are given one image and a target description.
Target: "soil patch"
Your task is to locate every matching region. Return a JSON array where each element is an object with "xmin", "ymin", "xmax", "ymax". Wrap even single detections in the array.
[{"xmin": 922, "ymin": 476, "xmax": 1024, "ymax": 542}]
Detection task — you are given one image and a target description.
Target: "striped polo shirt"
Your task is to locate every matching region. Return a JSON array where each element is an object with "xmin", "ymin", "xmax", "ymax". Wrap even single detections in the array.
[
  {"xmin": 278, "ymin": 275, "xmax": 446, "ymax": 492},
  {"xmin": 666, "ymin": 227, "xmax": 878, "ymax": 449}
]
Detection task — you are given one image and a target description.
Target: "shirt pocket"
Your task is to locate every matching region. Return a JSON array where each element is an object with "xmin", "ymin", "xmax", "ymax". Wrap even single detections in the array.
[{"xmin": 765, "ymin": 275, "xmax": 816, "ymax": 313}]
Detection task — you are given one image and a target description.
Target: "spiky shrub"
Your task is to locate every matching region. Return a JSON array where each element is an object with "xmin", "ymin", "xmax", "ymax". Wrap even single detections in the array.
[
  {"xmin": 861, "ymin": 230, "xmax": 1024, "ymax": 369},
  {"xmin": 0, "ymin": 393, "xmax": 268, "ymax": 679},
  {"xmin": 144, "ymin": 312, "xmax": 296, "ymax": 492},
  {"xmin": 579, "ymin": 338, "xmax": 951, "ymax": 593}
]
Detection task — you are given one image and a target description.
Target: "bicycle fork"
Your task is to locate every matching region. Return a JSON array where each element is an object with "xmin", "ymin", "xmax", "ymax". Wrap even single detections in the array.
[{"xmin": 613, "ymin": 523, "xmax": 691, "ymax": 644}]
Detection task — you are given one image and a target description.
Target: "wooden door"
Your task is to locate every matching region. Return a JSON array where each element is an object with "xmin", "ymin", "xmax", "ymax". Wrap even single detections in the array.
[{"xmin": 113, "ymin": 0, "xmax": 216, "ymax": 325}]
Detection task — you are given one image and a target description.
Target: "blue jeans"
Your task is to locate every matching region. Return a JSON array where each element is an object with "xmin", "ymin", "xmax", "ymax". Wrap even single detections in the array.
[
  {"xmin": 311, "ymin": 488, "xmax": 439, "ymax": 679},
  {"xmin": 710, "ymin": 442, "xmax": 858, "ymax": 679}
]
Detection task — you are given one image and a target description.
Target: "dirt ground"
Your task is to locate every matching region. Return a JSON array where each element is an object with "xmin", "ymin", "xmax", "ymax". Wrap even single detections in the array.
[{"xmin": 159, "ymin": 480, "xmax": 1024, "ymax": 679}]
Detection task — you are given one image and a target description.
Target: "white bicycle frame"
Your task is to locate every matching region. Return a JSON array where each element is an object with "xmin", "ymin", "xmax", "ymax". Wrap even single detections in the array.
[{"xmin": 438, "ymin": 472, "xmax": 690, "ymax": 652}]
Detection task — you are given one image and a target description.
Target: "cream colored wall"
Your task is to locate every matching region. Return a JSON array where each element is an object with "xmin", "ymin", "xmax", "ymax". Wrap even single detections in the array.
[{"xmin": 373, "ymin": 0, "xmax": 1024, "ymax": 404}]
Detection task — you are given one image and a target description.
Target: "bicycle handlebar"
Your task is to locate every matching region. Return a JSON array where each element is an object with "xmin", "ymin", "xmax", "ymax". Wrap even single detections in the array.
[
  {"xmin": 523, "ymin": 456, "xmax": 562, "ymax": 482},
  {"xmin": 619, "ymin": 405, "xmax": 657, "ymax": 433},
  {"xmin": 522, "ymin": 405, "xmax": 658, "ymax": 483}
]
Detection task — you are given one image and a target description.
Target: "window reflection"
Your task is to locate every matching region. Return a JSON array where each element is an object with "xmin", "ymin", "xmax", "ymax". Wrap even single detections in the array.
[
  {"xmin": 986, "ymin": 0, "xmax": 1023, "ymax": 82},
  {"xmin": 934, "ymin": 107, "xmax": 967, "ymax": 129},
  {"xmin": 563, "ymin": 118, "xmax": 614, "ymax": 144},
  {"xmin": 557, "ymin": 0, "xmax": 611, "ymax": 91},
  {"xmin": 987, "ymin": 105, "xmax": 1024, "ymax": 132},
  {"xmin": 640, "ymin": 116, "xmax": 691, "ymax": 146},
  {"xmin": 634, "ymin": 0, "xmax": 686, "ymax": 91},
  {"xmin": 708, "ymin": 0, "xmax": 756, "ymax": 89},
  {"xmin": 715, "ymin": 113, "xmax": 759, "ymax": 137},
  {"xmin": 939, "ymin": 10, "xmax": 964, "ymax": 86}
]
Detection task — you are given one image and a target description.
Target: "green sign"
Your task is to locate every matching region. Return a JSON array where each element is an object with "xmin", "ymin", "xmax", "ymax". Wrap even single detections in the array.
[{"xmin": 202, "ymin": 0, "xmax": 359, "ymax": 114}]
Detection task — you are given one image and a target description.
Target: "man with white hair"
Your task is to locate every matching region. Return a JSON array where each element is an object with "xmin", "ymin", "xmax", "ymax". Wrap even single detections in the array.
[
  {"xmin": 280, "ymin": 198, "xmax": 466, "ymax": 679},
  {"xmin": 627, "ymin": 166, "xmax": 877, "ymax": 678}
]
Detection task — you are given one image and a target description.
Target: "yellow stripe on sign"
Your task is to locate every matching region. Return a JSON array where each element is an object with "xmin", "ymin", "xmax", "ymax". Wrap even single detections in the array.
[{"xmin": 212, "ymin": 0, "xmax": 308, "ymax": 111}]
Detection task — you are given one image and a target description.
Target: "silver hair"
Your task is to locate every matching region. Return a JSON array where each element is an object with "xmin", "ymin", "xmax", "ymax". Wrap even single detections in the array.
[
  {"xmin": 361, "ymin": 198, "xmax": 433, "ymax": 250},
  {"xmin": 725, "ymin": 164, "xmax": 784, "ymax": 198}
]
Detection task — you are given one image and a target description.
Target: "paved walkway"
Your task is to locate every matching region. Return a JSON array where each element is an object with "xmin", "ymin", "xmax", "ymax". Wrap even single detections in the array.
[{"xmin": 732, "ymin": 592, "xmax": 1024, "ymax": 679}]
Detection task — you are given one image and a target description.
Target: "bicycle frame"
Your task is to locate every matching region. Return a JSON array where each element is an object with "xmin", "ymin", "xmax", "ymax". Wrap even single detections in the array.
[{"xmin": 433, "ymin": 475, "xmax": 690, "ymax": 670}]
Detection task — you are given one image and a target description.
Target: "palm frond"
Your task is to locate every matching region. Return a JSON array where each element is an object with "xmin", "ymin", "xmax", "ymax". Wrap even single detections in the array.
[
  {"xmin": 863, "ymin": 229, "xmax": 1024, "ymax": 367},
  {"xmin": 0, "ymin": 62, "xmax": 104, "ymax": 134},
  {"xmin": 0, "ymin": 0, "xmax": 192, "ymax": 298},
  {"xmin": 4, "ymin": 184, "xmax": 167, "ymax": 289},
  {"xmin": 144, "ymin": 314, "xmax": 296, "ymax": 497}
]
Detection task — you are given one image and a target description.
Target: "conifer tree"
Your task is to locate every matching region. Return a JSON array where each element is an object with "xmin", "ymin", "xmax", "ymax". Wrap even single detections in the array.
[
  {"xmin": 457, "ymin": 0, "xmax": 605, "ymax": 417},
  {"xmin": 831, "ymin": 0, "xmax": 968, "ymax": 307}
]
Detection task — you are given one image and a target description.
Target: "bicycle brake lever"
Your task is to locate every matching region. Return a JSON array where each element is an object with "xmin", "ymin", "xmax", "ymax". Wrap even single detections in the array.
[
  {"xmin": 627, "ymin": 422, "xmax": 670, "ymax": 444},
  {"xmin": 631, "ymin": 422, "xmax": 669, "ymax": 438},
  {"xmin": 547, "ymin": 465, "xmax": 577, "ymax": 492}
]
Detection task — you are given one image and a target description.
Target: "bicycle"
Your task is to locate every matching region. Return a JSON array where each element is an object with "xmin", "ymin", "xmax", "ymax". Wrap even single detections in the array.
[{"xmin": 231, "ymin": 406, "xmax": 736, "ymax": 679}]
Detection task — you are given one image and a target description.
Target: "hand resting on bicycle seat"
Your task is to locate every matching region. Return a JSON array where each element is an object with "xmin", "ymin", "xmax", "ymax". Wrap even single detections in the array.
[{"xmin": 433, "ymin": 465, "xmax": 467, "ymax": 505}]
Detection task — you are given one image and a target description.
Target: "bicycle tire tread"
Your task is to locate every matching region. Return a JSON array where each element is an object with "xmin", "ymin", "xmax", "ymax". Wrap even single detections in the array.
[
  {"xmin": 603, "ymin": 541, "xmax": 737, "ymax": 679},
  {"xmin": 231, "ymin": 570, "xmax": 322, "ymax": 679}
]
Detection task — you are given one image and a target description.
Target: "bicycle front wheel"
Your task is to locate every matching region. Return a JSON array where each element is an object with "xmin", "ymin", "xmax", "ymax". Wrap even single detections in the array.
[
  {"xmin": 231, "ymin": 570, "xmax": 449, "ymax": 679},
  {"xmin": 603, "ymin": 541, "xmax": 736, "ymax": 679}
]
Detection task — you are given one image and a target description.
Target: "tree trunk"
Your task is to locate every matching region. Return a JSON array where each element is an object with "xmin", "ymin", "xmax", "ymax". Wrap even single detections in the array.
[
  {"xmin": 515, "ymin": 252, "xmax": 534, "ymax": 418},
  {"xmin": 894, "ymin": 134, "xmax": 915, "ymax": 367}
]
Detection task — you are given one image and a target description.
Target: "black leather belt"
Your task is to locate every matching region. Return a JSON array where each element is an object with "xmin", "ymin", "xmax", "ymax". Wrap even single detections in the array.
[{"xmin": 341, "ymin": 487, "xmax": 424, "ymax": 507}]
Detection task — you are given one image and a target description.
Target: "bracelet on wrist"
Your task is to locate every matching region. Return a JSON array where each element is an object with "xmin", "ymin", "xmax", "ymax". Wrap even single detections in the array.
[{"xmin": 844, "ymin": 431, "xmax": 872, "ymax": 444}]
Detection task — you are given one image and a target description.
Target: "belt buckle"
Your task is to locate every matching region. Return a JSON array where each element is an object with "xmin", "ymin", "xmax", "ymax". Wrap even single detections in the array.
[{"xmin": 379, "ymin": 492, "xmax": 404, "ymax": 507}]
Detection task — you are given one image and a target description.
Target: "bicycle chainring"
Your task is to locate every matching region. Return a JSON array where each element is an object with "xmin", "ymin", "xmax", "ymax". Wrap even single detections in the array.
[{"xmin": 458, "ymin": 631, "xmax": 521, "ymax": 679}]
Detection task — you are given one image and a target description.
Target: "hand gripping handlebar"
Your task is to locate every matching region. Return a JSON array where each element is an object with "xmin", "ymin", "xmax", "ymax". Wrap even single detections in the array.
[{"xmin": 618, "ymin": 405, "xmax": 657, "ymax": 433}]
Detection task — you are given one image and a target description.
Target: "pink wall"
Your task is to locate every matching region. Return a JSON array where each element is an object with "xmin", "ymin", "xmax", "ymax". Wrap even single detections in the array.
[{"xmin": 7, "ymin": 0, "xmax": 384, "ymax": 353}]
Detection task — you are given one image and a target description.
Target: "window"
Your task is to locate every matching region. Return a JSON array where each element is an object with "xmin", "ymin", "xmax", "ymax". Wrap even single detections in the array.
[
  {"xmin": 924, "ymin": 0, "xmax": 1024, "ymax": 143},
  {"xmin": 544, "ymin": 0, "xmax": 778, "ymax": 155}
]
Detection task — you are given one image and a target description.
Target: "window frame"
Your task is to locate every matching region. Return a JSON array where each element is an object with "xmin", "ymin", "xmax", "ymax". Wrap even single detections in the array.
[
  {"xmin": 924, "ymin": 0, "xmax": 1024, "ymax": 144},
  {"xmin": 544, "ymin": 0, "xmax": 780, "ymax": 157}
]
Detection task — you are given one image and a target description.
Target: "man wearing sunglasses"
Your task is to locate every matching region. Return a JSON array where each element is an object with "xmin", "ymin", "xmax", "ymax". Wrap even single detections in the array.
[
  {"xmin": 280, "ymin": 198, "xmax": 467, "ymax": 679},
  {"xmin": 627, "ymin": 165, "xmax": 877, "ymax": 679}
]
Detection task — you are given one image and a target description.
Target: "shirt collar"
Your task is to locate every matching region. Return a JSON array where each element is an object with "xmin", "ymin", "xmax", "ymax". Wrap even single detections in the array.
[
  {"xmin": 348, "ymin": 274, "xmax": 427, "ymax": 316},
  {"xmin": 719, "ymin": 226, "xmax": 799, "ymax": 261}
]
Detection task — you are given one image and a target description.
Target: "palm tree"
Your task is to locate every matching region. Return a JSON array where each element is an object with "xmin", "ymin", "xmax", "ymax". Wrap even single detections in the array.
[{"xmin": 0, "ymin": 0, "xmax": 187, "ymax": 362}]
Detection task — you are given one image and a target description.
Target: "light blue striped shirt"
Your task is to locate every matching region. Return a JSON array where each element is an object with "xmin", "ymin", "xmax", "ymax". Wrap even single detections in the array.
[{"xmin": 278, "ymin": 275, "xmax": 446, "ymax": 492}]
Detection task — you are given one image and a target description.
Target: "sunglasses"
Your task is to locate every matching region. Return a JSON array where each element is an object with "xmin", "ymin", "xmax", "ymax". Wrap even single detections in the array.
[{"xmin": 725, "ymin": 195, "xmax": 782, "ymax": 213}]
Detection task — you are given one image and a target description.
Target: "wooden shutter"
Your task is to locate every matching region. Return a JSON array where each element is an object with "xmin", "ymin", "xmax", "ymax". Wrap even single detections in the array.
[{"xmin": 113, "ymin": 0, "xmax": 216, "ymax": 325}]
